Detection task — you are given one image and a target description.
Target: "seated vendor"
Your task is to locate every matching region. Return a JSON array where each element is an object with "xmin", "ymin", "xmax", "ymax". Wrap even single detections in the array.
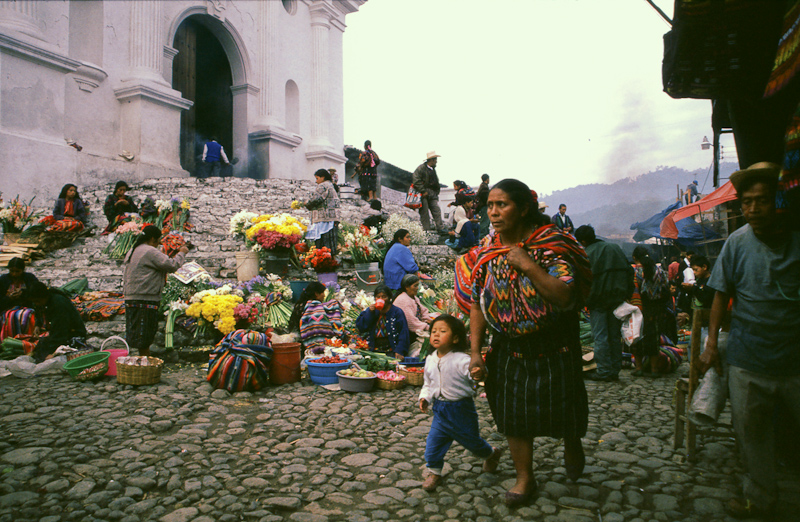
[
  {"xmin": 355, "ymin": 284, "xmax": 410, "ymax": 360},
  {"xmin": 28, "ymin": 281, "xmax": 87, "ymax": 362},
  {"xmin": 103, "ymin": 181, "xmax": 138, "ymax": 232},
  {"xmin": 0, "ymin": 258, "xmax": 40, "ymax": 313},
  {"xmin": 51, "ymin": 184, "xmax": 87, "ymax": 229},
  {"xmin": 393, "ymin": 274, "xmax": 438, "ymax": 357},
  {"xmin": 290, "ymin": 282, "xmax": 344, "ymax": 350},
  {"xmin": 445, "ymin": 193, "xmax": 479, "ymax": 252}
]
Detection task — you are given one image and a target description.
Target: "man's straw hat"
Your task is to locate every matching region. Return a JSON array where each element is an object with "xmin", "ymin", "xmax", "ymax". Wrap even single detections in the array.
[
  {"xmin": 426, "ymin": 151, "xmax": 441, "ymax": 160},
  {"xmin": 729, "ymin": 162, "xmax": 780, "ymax": 193}
]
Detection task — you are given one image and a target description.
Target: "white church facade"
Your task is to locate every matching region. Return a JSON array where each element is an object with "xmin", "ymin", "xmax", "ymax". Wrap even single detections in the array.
[{"xmin": 0, "ymin": 0, "xmax": 365, "ymax": 200}]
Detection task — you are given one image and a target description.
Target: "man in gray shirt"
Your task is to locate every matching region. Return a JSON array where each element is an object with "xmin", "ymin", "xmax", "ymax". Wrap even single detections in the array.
[{"xmin": 700, "ymin": 162, "xmax": 800, "ymax": 519}]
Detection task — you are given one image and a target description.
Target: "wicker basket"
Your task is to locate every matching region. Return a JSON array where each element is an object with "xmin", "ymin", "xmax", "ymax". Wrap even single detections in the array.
[
  {"xmin": 116, "ymin": 356, "xmax": 164, "ymax": 385},
  {"xmin": 63, "ymin": 352, "xmax": 110, "ymax": 382},
  {"xmin": 375, "ymin": 375, "xmax": 406, "ymax": 390},
  {"xmin": 398, "ymin": 368, "xmax": 424, "ymax": 386}
]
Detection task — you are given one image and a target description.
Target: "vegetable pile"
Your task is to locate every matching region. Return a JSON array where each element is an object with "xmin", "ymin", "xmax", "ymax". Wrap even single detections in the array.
[{"xmin": 309, "ymin": 356, "xmax": 349, "ymax": 364}]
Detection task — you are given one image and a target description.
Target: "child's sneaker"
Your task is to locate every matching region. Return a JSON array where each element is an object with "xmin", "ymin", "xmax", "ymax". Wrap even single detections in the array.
[
  {"xmin": 422, "ymin": 473, "xmax": 441, "ymax": 492},
  {"xmin": 482, "ymin": 446, "xmax": 504, "ymax": 473}
]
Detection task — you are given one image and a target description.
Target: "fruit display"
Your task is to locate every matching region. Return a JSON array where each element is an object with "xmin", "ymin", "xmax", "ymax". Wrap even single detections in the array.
[
  {"xmin": 310, "ymin": 356, "xmax": 349, "ymax": 364},
  {"xmin": 338, "ymin": 368, "xmax": 375, "ymax": 378}
]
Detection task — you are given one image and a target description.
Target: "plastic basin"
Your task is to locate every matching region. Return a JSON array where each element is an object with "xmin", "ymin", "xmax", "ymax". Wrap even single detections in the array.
[{"xmin": 337, "ymin": 370, "xmax": 376, "ymax": 392}]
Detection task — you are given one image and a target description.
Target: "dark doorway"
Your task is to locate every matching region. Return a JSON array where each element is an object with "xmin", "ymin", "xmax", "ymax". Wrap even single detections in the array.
[{"xmin": 172, "ymin": 16, "xmax": 233, "ymax": 176}]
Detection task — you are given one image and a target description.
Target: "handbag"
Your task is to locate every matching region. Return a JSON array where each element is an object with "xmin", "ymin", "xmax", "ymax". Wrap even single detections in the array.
[{"xmin": 404, "ymin": 185, "xmax": 422, "ymax": 209}]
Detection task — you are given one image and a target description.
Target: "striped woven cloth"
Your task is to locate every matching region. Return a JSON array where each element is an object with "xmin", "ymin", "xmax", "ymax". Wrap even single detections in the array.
[
  {"xmin": 300, "ymin": 300, "xmax": 343, "ymax": 349},
  {"xmin": 72, "ymin": 292, "xmax": 125, "ymax": 321},
  {"xmin": 0, "ymin": 307, "xmax": 36, "ymax": 342}
]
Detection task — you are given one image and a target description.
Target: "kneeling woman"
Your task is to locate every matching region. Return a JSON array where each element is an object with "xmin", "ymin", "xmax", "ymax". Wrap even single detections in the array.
[
  {"xmin": 355, "ymin": 285, "xmax": 410, "ymax": 360},
  {"xmin": 290, "ymin": 282, "xmax": 345, "ymax": 351},
  {"xmin": 29, "ymin": 282, "xmax": 87, "ymax": 362},
  {"xmin": 393, "ymin": 274, "xmax": 438, "ymax": 357}
]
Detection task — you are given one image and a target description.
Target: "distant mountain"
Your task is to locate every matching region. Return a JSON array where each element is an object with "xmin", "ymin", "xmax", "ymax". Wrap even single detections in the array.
[{"xmin": 542, "ymin": 163, "xmax": 740, "ymax": 239}]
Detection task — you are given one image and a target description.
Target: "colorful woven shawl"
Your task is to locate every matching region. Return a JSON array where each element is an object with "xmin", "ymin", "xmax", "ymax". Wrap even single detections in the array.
[
  {"xmin": 458, "ymin": 225, "xmax": 591, "ymax": 336},
  {"xmin": 300, "ymin": 300, "xmax": 343, "ymax": 348},
  {"xmin": 0, "ymin": 306, "xmax": 36, "ymax": 342}
]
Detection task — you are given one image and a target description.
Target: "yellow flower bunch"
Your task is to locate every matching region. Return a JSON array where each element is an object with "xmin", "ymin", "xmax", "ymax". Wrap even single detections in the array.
[
  {"xmin": 186, "ymin": 294, "xmax": 243, "ymax": 335},
  {"xmin": 181, "ymin": 199, "xmax": 190, "ymax": 210},
  {"xmin": 244, "ymin": 213, "xmax": 307, "ymax": 240}
]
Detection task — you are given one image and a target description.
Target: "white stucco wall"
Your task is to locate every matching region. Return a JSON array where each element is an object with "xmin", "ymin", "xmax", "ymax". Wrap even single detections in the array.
[{"xmin": 0, "ymin": 0, "xmax": 365, "ymax": 202}]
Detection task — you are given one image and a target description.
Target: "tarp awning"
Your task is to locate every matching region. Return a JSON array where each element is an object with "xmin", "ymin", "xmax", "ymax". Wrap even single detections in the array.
[
  {"xmin": 660, "ymin": 181, "xmax": 737, "ymax": 239},
  {"xmin": 631, "ymin": 201, "xmax": 720, "ymax": 246}
]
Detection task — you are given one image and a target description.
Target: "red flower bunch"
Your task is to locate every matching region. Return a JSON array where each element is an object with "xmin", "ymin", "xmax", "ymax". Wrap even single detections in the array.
[
  {"xmin": 254, "ymin": 229, "xmax": 302, "ymax": 250},
  {"xmin": 302, "ymin": 246, "xmax": 339, "ymax": 273}
]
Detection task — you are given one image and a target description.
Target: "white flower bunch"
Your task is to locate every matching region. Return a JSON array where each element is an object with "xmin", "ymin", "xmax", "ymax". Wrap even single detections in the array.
[
  {"xmin": 155, "ymin": 199, "xmax": 172, "ymax": 212},
  {"xmin": 382, "ymin": 213, "xmax": 427, "ymax": 245},
  {"xmin": 0, "ymin": 209, "xmax": 12, "ymax": 220},
  {"xmin": 353, "ymin": 290, "xmax": 375, "ymax": 310},
  {"xmin": 423, "ymin": 287, "xmax": 436, "ymax": 299},
  {"xmin": 164, "ymin": 301, "xmax": 189, "ymax": 316},
  {"xmin": 229, "ymin": 210, "xmax": 258, "ymax": 236},
  {"xmin": 189, "ymin": 284, "xmax": 235, "ymax": 303}
]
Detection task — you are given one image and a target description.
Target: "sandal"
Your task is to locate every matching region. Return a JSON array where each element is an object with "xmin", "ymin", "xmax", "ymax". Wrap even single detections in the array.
[
  {"xmin": 482, "ymin": 446, "xmax": 504, "ymax": 473},
  {"xmin": 504, "ymin": 480, "xmax": 538, "ymax": 508}
]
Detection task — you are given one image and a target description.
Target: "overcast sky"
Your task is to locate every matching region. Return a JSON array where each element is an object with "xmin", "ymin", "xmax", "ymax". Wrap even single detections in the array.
[{"xmin": 342, "ymin": 0, "xmax": 737, "ymax": 196}]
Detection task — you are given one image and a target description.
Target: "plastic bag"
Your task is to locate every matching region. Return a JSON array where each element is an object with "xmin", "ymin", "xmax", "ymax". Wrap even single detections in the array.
[
  {"xmin": 0, "ymin": 355, "xmax": 66, "ymax": 378},
  {"xmin": 613, "ymin": 302, "xmax": 643, "ymax": 346},
  {"xmin": 689, "ymin": 332, "xmax": 729, "ymax": 426}
]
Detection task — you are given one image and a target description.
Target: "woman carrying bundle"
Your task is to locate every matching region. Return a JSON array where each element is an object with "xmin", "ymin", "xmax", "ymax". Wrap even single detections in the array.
[
  {"xmin": 630, "ymin": 245, "xmax": 671, "ymax": 377},
  {"xmin": 469, "ymin": 179, "xmax": 591, "ymax": 506}
]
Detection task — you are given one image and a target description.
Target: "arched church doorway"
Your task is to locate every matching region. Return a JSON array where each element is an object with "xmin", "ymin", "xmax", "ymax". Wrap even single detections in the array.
[{"xmin": 172, "ymin": 16, "xmax": 233, "ymax": 176}]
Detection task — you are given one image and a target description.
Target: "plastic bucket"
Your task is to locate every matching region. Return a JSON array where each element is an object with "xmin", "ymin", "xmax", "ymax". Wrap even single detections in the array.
[
  {"xmin": 270, "ymin": 342, "xmax": 301, "ymax": 385},
  {"xmin": 101, "ymin": 336, "xmax": 129, "ymax": 377},
  {"xmin": 355, "ymin": 262, "xmax": 382, "ymax": 292},
  {"xmin": 235, "ymin": 251, "xmax": 260, "ymax": 282},
  {"xmin": 317, "ymin": 272, "xmax": 338, "ymax": 286},
  {"xmin": 262, "ymin": 251, "xmax": 291, "ymax": 277},
  {"xmin": 289, "ymin": 281, "xmax": 313, "ymax": 302}
]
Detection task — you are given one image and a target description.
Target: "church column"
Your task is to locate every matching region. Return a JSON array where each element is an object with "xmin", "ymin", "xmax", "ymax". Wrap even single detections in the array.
[
  {"xmin": 125, "ymin": 0, "xmax": 168, "ymax": 85},
  {"xmin": 0, "ymin": 0, "xmax": 44, "ymax": 39},
  {"xmin": 257, "ymin": 0, "xmax": 279, "ymax": 128},
  {"xmin": 308, "ymin": 2, "xmax": 333, "ymax": 151},
  {"xmin": 114, "ymin": 1, "xmax": 191, "ymax": 171}
]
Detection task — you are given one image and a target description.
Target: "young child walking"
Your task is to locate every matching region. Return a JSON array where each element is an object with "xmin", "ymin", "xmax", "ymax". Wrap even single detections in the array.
[{"xmin": 419, "ymin": 314, "xmax": 503, "ymax": 491}]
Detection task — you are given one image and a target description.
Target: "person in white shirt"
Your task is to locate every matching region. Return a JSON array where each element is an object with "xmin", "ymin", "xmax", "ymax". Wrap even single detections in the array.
[{"xmin": 419, "ymin": 314, "xmax": 503, "ymax": 492}]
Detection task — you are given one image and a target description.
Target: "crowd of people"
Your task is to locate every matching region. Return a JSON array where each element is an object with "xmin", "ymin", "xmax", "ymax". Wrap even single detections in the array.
[{"xmin": 2, "ymin": 157, "xmax": 797, "ymax": 517}]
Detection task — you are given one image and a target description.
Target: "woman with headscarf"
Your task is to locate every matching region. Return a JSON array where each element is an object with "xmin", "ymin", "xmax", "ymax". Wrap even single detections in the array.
[
  {"xmin": 630, "ymin": 245, "xmax": 671, "ymax": 376},
  {"xmin": 103, "ymin": 181, "xmax": 138, "ymax": 233},
  {"xmin": 124, "ymin": 225, "xmax": 188, "ymax": 356},
  {"xmin": 355, "ymin": 284, "xmax": 410, "ymax": 360},
  {"xmin": 383, "ymin": 229, "xmax": 420, "ymax": 292},
  {"xmin": 468, "ymin": 179, "xmax": 591, "ymax": 507},
  {"xmin": 394, "ymin": 274, "xmax": 438, "ymax": 356},
  {"xmin": 305, "ymin": 169, "xmax": 341, "ymax": 253}
]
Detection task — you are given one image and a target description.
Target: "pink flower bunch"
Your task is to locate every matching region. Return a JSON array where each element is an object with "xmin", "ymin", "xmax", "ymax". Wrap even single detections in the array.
[
  {"xmin": 233, "ymin": 302, "xmax": 257, "ymax": 323},
  {"xmin": 247, "ymin": 294, "xmax": 264, "ymax": 305},
  {"xmin": 254, "ymin": 229, "xmax": 302, "ymax": 250}
]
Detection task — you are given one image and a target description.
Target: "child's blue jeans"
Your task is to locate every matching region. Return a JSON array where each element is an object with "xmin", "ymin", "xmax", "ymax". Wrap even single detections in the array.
[{"xmin": 425, "ymin": 397, "xmax": 493, "ymax": 475}]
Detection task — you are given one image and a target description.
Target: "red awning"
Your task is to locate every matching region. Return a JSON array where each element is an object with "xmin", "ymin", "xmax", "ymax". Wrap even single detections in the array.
[{"xmin": 660, "ymin": 181, "xmax": 737, "ymax": 239}]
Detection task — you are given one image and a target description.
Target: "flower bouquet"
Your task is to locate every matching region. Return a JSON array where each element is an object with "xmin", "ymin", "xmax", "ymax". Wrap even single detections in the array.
[
  {"xmin": 245, "ymin": 213, "xmax": 306, "ymax": 251},
  {"xmin": 0, "ymin": 194, "xmax": 39, "ymax": 234},
  {"xmin": 302, "ymin": 246, "xmax": 339, "ymax": 273},
  {"xmin": 343, "ymin": 224, "xmax": 384, "ymax": 264},
  {"xmin": 185, "ymin": 284, "xmax": 244, "ymax": 337},
  {"xmin": 235, "ymin": 275, "xmax": 294, "ymax": 330},
  {"xmin": 103, "ymin": 218, "xmax": 145, "ymax": 259},
  {"xmin": 381, "ymin": 213, "xmax": 428, "ymax": 246}
]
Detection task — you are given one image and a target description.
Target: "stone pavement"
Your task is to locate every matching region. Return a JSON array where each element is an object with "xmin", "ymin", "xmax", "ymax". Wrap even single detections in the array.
[{"xmin": 0, "ymin": 364, "xmax": 798, "ymax": 522}]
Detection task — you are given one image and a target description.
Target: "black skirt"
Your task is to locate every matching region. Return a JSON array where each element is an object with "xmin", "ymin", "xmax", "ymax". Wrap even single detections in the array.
[
  {"xmin": 125, "ymin": 300, "xmax": 160, "ymax": 353},
  {"xmin": 484, "ymin": 314, "xmax": 588, "ymax": 440}
]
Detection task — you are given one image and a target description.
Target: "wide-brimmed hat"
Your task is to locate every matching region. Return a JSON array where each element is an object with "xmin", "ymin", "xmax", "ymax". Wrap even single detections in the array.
[
  {"xmin": 538, "ymin": 200, "xmax": 549, "ymax": 210},
  {"xmin": 426, "ymin": 151, "xmax": 441, "ymax": 160},
  {"xmin": 729, "ymin": 162, "xmax": 780, "ymax": 193}
]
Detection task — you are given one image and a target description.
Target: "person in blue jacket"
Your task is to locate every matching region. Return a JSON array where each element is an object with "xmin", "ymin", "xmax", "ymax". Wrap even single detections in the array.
[
  {"xmin": 355, "ymin": 284, "xmax": 410, "ymax": 359},
  {"xmin": 200, "ymin": 136, "xmax": 230, "ymax": 178},
  {"xmin": 383, "ymin": 229, "xmax": 419, "ymax": 291}
]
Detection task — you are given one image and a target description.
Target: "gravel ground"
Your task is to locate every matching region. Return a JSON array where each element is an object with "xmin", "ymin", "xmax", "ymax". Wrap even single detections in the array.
[{"xmin": 0, "ymin": 363, "xmax": 798, "ymax": 522}]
